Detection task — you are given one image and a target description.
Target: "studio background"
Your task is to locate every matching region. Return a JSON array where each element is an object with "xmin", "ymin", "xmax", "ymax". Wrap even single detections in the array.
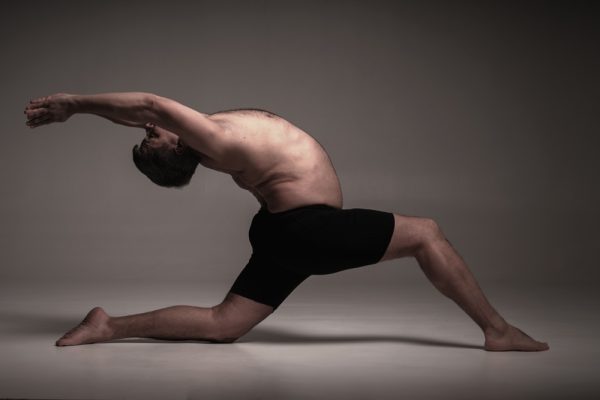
[{"xmin": 1, "ymin": 0, "xmax": 598, "ymax": 298}]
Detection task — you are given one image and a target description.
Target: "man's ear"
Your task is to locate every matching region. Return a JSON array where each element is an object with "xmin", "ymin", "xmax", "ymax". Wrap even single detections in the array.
[{"xmin": 174, "ymin": 141, "xmax": 184, "ymax": 155}]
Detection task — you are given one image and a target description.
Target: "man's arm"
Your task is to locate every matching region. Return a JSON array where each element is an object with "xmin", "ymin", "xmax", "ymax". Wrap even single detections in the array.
[
  {"xmin": 24, "ymin": 92, "xmax": 154, "ymax": 128},
  {"xmin": 24, "ymin": 92, "xmax": 231, "ymax": 160}
]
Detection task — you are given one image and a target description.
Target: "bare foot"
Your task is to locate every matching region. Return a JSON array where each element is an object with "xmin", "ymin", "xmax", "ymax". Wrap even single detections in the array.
[
  {"xmin": 484, "ymin": 324, "xmax": 549, "ymax": 351},
  {"xmin": 56, "ymin": 307, "xmax": 114, "ymax": 346}
]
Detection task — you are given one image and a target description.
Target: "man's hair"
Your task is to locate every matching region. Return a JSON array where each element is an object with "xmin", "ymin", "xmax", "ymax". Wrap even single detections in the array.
[{"xmin": 132, "ymin": 143, "xmax": 199, "ymax": 188}]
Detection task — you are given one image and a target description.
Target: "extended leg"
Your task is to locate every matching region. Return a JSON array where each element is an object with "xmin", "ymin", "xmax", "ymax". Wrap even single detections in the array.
[
  {"xmin": 56, "ymin": 293, "xmax": 273, "ymax": 346},
  {"xmin": 379, "ymin": 213, "xmax": 549, "ymax": 351}
]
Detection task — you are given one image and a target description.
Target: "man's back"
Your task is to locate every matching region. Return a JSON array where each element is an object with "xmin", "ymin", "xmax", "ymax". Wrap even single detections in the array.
[{"xmin": 203, "ymin": 109, "xmax": 343, "ymax": 212}]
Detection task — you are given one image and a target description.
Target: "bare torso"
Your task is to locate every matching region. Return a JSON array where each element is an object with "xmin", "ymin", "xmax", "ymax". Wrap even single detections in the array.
[{"xmin": 195, "ymin": 109, "xmax": 343, "ymax": 213}]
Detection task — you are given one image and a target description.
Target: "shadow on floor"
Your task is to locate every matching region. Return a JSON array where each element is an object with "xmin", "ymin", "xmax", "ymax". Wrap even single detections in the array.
[
  {"xmin": 241, "ymin": 326, "xmax": 483, "ymax": 349},
  {"xmin": 0, "ymin": 310, "xmax": 483, "ymax": 350}
]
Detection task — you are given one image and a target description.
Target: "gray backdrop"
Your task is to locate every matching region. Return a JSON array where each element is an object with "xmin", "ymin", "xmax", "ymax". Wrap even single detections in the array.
[{"xmin": 1, "ymin": 0, "xmax": 598, "ymax": 292}]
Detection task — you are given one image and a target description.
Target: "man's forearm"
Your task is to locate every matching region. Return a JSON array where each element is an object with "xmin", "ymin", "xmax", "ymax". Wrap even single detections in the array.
[{"xmin": 70, "ymin": 92, "xmax": 159, "ymax": 127}]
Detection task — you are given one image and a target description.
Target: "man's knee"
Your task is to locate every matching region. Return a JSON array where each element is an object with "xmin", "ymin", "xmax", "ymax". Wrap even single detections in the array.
[
  {"xmin": 208, "ymin": 307, "xmax": 245, "ymax": 343},
  {"xmin": 208, "ymin": 295, "xmax": 271, "ymax": 343},
  {"xmin": 211, "ymin": 321, "xmax": 255, "ymax": 343},
  {"xmin": 420, "ymin": 218, "xmax": 445, "ymax": 245},
  {"xmin": 381, "ymin": 214, "xmax": 447, "ymax": 261}
]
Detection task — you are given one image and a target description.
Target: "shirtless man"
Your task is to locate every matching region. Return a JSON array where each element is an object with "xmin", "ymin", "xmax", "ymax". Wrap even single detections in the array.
[{"xmin": 23, "ymin": 92, "xmax": 549, "ymax": 351}]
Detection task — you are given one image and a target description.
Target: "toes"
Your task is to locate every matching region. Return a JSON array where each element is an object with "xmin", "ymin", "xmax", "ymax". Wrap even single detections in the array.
[
  {"xmin": 56, "ymin": 336, "xmax": 73, "ymax": 346},
  {"xmin": 56, "ymin": 324, "xmax": 85, "ymax": 346},
  {"xmin": 523, "ymin": 340, "xmax": 549, "ymax": 351},
  {"xmin": 515, "ymin": 327, "xmax": 535, "ymax": 341}
]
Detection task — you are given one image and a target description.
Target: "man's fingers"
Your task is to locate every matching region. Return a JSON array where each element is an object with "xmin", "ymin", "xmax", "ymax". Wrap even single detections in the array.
[
  {"xmin": 25, "ymin": 97, "xmax": 49, "ymax": 110},
  {"xmin": 26, "ymin": 115, "xmax": 52, "ymax": 128},
  {"xmin": 25, "ymin": 102, "xmax": 45, "ymax": 111},
  {"xmin": 30, "ymin": 96, "xmax": 48, "ymax": 105},
  {"xmin": 27, "ymin": 114, "xmax": 51, "ymax": 124},
  {"xmin": 25, "ymin": 108, "xmax": 48, "ymax": 119},
  {"xmin": 28, "ymin": 114, "xmax": 51, "ymax": 124}
]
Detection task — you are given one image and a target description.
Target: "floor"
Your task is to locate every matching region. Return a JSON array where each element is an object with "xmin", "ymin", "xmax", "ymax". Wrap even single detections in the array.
[{"xmin": 1, "ymin": 279, "xmax": 598, "ymax": 400}]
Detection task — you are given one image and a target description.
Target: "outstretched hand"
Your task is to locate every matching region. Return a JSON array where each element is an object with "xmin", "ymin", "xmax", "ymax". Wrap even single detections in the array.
[{"xmin": 24, "ymin": 93, "xmax": 74, "ymax": 128}]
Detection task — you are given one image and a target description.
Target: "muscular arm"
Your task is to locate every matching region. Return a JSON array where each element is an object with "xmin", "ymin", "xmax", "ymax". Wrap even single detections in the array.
[
  {"xmin": 24, "ymin": 92, "xmax": 231, "ymax": 160},
  {"xmin": 73, "ymin": 92, "xmax": 156, "ymax": 127}
]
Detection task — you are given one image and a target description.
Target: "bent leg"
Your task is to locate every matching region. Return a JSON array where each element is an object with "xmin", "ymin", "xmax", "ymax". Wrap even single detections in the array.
[
  {"xmin": 380, "ymin": 213, "xmax": 549, "ymax": 351},
  {"xmin": 56, "ymin": 293, "xmax": 272, "ymax": 346}
]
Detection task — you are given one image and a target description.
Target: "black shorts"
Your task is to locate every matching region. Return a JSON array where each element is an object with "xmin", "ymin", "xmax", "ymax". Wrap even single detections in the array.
[{"xmin": 229, "ymin": 204, "xmax": 395, "ymax": 310}]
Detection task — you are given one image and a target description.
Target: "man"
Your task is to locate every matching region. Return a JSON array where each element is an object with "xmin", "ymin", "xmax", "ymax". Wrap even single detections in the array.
[{"xmin": 23, "ymin": 92, "xmax": 549, "ymax": 351}]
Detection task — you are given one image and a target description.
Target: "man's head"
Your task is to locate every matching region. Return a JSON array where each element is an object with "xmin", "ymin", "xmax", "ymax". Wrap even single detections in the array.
[{"xmin": 132, "ymin": 124, "xmax": 200, "ymax": 188}]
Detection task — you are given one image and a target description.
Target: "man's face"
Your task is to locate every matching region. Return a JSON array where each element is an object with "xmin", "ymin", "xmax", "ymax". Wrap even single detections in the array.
[{"xmin": 140, "ymin": 123, "xmax": 180, "ymax": 153}]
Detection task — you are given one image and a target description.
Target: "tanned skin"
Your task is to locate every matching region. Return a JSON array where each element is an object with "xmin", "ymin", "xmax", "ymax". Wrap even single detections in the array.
[{"xmin": 23, "ymin": 92, "xmax": 549, "ymax": 351}]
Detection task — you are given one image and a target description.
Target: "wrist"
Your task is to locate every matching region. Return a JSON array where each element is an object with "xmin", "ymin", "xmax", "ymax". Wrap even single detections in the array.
[{"xmin": 68, "ymin": 94, "xmax": 84, "ymax": 114}]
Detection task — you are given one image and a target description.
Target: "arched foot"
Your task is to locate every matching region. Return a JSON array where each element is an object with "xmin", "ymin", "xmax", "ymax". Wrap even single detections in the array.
[{"xmin": 56, "ymin": 307, "xmax": 113, "ymax": 346}]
